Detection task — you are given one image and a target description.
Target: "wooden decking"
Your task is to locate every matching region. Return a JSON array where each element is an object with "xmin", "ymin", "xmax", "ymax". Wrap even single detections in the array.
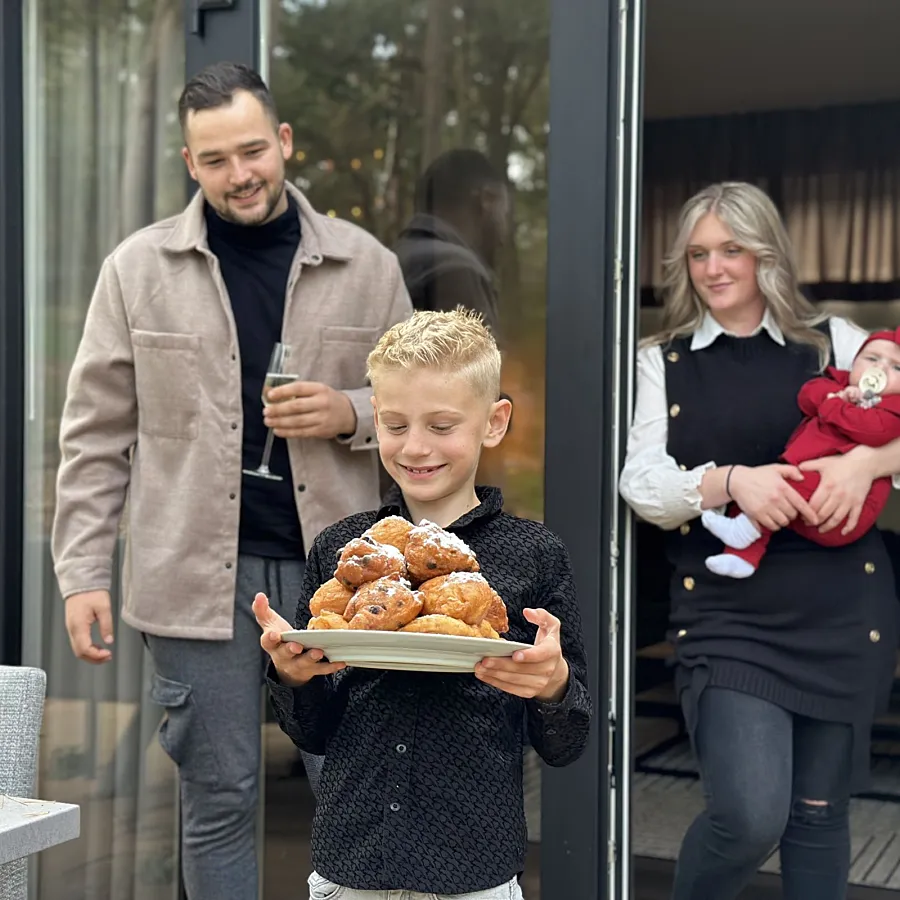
[{"xmin": 634, "ymin": 737, "xmax": 900, "ymax": 890}]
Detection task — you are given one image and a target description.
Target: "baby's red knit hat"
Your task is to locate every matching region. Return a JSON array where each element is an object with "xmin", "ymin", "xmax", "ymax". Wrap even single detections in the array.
[{"xmin": 860, "ymin": 326, "xmax": 900, "ymax": 351}]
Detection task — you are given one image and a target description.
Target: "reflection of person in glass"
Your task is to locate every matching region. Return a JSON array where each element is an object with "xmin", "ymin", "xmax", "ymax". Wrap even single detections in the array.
[
  {"xmin": 620, "ymin": 182, "xmax": 900, "ymax": 899},
  {"xmin": 52, "ymin": 62, "xmax": 411, "ymax": 900},
  {"xmin": 395, "ymin": 148, "xmax": 509, "ymax": 336}
]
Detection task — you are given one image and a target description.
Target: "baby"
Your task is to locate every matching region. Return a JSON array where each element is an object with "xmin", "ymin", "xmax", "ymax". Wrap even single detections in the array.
[{"xmin": 702, "ymin": 327, "xmax": 900, "ymax": 578}]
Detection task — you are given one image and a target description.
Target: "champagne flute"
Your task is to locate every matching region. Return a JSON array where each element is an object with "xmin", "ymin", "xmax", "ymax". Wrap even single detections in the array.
[{"xmin": 243, "ymin": 343, "xmax": 297, "ymax": 481}]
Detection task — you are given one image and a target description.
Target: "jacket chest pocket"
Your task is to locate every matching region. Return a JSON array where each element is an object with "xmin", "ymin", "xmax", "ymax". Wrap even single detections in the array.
[
  {"xmin": 131, "ymin": 330, "xmax": 201, "ymax": 440},
  {"xmin": 319, "ymin": 325, "xmax": 380, "ymax": 390}
]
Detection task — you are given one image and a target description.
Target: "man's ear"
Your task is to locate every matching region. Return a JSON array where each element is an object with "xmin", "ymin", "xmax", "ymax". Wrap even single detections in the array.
[
  {"xmin": 483, "ymin": 397, "xmax": 512, "ymax": 448},
  {"xmin": 181, "ymin": 147, "xmax": 198, "ymax": 182},
  {"xmin": 278, "ymin": 122, "xmax": 293, "ymax": 161}
]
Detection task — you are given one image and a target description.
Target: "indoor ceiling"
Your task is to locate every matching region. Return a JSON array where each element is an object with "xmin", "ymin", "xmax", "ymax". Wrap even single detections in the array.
[{"xmin": 644, "ymin": 0, "xmax": 900, "ymax": 119}]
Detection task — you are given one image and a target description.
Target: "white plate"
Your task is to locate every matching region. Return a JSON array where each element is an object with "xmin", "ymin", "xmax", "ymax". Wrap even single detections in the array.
[{"xmin": 280, "ymin": 628, "xmax": 531, "ymax": 673}]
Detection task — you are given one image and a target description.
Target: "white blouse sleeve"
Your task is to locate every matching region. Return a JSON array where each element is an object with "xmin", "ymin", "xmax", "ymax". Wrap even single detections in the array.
[
  {"xmin": 828, "ymin": 315, "xmax": 900, "ymax": 489},
  {"xmin": 618, "ymin": 344, "xmax": 716, "ymax": 530}
]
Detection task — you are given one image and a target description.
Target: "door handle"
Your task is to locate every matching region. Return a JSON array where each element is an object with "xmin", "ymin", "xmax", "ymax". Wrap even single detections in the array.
[{"xmin": 191, "ymin": 0, "xmax": 237, "ymax": 36}]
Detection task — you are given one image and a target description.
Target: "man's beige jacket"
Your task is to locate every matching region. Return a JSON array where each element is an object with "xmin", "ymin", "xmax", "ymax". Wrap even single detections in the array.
[{"xmin": 52, "ymin": 184, "xmax": 412, "ymax": 639}]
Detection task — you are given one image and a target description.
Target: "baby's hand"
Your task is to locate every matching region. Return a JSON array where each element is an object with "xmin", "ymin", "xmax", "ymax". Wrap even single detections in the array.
[{"xmin": 830, "ymin": 386, "xmax": 862, "ymax": 404}]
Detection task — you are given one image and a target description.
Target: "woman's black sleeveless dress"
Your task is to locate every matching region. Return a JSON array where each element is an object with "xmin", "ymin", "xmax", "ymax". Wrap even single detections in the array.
[{"xmin": 663, "ymin": 324, "xmax": 899, "ymax": 790}]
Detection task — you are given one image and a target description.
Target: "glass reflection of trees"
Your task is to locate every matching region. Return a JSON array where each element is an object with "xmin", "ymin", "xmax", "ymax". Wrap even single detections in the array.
[{"xmin": 270, "ymin": 0, "xmax": 550, "ymax": 519}]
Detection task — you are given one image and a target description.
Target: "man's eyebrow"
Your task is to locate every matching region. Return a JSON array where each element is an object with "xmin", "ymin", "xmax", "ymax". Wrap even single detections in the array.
[{"xmin": 196, "ymin": 139, "xmax": 269, "ymax": 160}]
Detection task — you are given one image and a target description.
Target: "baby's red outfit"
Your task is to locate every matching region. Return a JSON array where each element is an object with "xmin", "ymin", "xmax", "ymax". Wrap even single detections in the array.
[{"xmin": 723, "ymin": 332, "xmax": 900, "ymax": 569}]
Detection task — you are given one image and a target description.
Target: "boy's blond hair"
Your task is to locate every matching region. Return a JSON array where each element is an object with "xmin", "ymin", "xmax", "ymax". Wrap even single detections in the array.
[{"xmin": 367, "ymin": 308, "xmax": 501, "ymax": 401}]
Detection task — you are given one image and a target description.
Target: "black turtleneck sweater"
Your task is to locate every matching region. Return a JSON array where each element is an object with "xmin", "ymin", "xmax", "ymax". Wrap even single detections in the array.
[{"xmin": 204, "ymin": 198, "xmax": 304, "ymax": 559}]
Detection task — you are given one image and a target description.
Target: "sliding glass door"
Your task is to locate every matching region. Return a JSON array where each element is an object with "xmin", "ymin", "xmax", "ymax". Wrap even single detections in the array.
[{"xmin": 22, "ymin": 1, "xmax": 185, "ymax": 896}]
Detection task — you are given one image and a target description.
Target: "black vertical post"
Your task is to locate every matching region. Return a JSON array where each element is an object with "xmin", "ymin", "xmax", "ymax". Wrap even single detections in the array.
[
  {"xmin": 0, "ymin": 0, "xmax": 25, "ymax": 667},
  {"xmin": 543, "ymin": 0, "xmax": 619, "ymax": 897},
  {"xmin": 184, "ymin": 0, "xmax": 260, "ymax": 84},
  {"xmin": 183, "ymin": 0, "xmax": 261, "ymax": 198}
]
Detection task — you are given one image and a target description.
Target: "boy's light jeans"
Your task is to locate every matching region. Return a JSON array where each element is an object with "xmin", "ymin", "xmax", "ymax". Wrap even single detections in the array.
[{"xmin": 308, "ymin": 871, "xmax": 524, "ymax": 900}]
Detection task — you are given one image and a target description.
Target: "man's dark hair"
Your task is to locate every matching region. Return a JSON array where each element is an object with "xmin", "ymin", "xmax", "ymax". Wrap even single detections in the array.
[
  {"xmin": 178, "ymin": 61, "xmax": 279, "ymax": 131},
  {"xmin": 415, "ymin": 149, "xmax": 505, "ymax": 215}
]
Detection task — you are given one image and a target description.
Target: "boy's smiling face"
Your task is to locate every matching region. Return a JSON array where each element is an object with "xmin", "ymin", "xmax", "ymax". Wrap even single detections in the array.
[{"xmin": 373, "ymin": 366, "xmax": 511, "ymax": 526}]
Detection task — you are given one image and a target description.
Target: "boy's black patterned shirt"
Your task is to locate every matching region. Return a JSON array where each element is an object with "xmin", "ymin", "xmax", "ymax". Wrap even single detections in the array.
[{"xmin": 266, "ymin": 486, "xmax": 592, "ymax": 895}]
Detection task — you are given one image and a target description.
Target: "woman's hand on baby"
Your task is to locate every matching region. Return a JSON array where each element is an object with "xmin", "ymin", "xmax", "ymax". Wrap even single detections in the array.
[
  {"xmin": 800, "ymin": 448, "xmax": 875, "ymax": 535},
  {"xmin": 728, "ymin": 463, "xmax": 819, "ymax": 532},
  {"xmin": 475, "ymin": 608, "xmax": 569, "ymax": 703},
  {"xmin": 253, "ymin": 593, "xmax": 346, "ymax": 687}
]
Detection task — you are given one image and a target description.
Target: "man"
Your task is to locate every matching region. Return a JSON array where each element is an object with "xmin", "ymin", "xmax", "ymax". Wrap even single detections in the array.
[
  {"xmin": 394, "ymin": 148, "xmax": 509, "ymax": 337},
  {"xmin": 52, "ymin": 61, "xmax": 411, "ymax": 900}
]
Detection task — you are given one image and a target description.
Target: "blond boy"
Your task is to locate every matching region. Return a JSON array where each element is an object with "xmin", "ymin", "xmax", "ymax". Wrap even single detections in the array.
[{"xmin": 254, "ymin": 310, "xmax": 591, "ymax": 899}]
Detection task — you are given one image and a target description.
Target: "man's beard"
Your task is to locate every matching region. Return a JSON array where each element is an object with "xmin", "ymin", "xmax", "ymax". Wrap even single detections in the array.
[{"xmin": 216, "ymin": 180, "xmax": 285, "ymax": 226}]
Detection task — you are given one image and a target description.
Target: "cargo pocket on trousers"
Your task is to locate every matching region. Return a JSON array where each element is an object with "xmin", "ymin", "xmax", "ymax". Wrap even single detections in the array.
[{"xmin": 149, "ymin": 673, "xmax": 221, "ymax": 786}]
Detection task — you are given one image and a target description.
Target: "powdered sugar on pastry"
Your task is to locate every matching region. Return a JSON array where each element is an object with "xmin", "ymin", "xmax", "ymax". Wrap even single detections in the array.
[
  {"xmin": 412, "ymin": 521, "xmax": 476, "ymax": 560},
  {"xmin": 444, "ymin": 571, "xmax": 487, "ymax": 586},
  {"xmin": 374, "ymin": 541, "xmax": 406, "ymax": 564}
]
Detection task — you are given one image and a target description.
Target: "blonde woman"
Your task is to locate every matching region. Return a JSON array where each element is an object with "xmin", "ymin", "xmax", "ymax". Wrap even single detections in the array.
[{"xmin": 620, "ymin": 182, "xmax": 900, "ymax": 899}]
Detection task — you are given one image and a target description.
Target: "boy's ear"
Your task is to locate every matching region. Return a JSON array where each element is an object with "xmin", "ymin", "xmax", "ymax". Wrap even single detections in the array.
[
  {"xmin": 371, "ymin": 396, "xmax": 379, "ymax": 429},
  {"xmin": 483, "ymin": 397, "xmax": 512, "ymax": 448}
]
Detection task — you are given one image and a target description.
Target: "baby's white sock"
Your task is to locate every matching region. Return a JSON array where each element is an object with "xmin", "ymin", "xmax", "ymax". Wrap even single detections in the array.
[
  {"xmin": 706, "ymin": 554, "xmax": 756, "ymax": 579},
  {"xmin": 701, "ymin": 510, "xmax": 761, "ymax": 549}
]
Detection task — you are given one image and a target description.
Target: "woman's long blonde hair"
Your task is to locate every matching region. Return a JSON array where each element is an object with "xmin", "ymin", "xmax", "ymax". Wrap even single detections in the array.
[{"xmin": 646, "ymin": 181, "xmax": 829, "ymax": 368}]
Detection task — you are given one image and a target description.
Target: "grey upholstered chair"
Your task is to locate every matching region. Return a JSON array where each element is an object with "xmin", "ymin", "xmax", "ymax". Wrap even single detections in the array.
[{"xmin": 0, "ymin": 665, "xmax": 47, "ymax": 900}]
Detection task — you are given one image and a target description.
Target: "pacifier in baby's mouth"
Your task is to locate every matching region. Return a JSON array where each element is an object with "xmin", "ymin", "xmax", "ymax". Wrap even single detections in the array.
[{"xmin": 859, "ymin": 366, "xmax": 887, "ymax": 398}]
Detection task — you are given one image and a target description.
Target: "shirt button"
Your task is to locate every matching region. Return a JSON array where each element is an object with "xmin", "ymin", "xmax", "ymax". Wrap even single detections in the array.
[
  {"xmin": 670, "ymin": 404, "xmax": 681, "ymax": 417},
  {"xmin": 683, "ymin": 576, "xmax": 695, "ymax": 591},
  {"xmin": 865, "ymin": 562, "xmax": 876, "ymax": 575},
  {"xmin": 365, "ymin": 436, "xmax": 372, "ymax": 443},
  {"xmin": 396, "ymin": 744, "xmax": 407, "ymax": 754},
  {"xmin": 231, "ymin": 422, "xmax": 238, "ymax": 430},
  {"xmin": 389, "ymin": 802, "xmax": 401, "ymax": 812},
  {"xmin": 297, "ymin": 484, "xmax": 307, "ymax": 493},
  {"xmin": 679, "ymin": 464, "xmax": 687, "ymax": 471},
  {"xmin": 870, "ymin": 629, "xmax": 881, "ymax": 643},
  {"xmin": 680, "ymin": 524, "xmax": 690, "ymax": 536},
  {"xmin": 225, "ymin": 562, "xmax": 233, "ymax": 570},
  {"xmin": 677, "ymin": 629, "xmax": 687, "ymax": 638},
  {"xmin": 229, "ymin": 492, "xmax": 236, "ymax": 500},
  {"xmin": 231, "ymin": 353, "xmax": 236, "ymax": 361},
  {"xmin": 667, "ymin": 351, "xmax": 679, "ymax": 363}
]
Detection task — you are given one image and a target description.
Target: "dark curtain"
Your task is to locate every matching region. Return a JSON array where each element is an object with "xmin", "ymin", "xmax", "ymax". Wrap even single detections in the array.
[{"xmin": 641, "ymin": 101, "xmax": 900, "ymax": 295}]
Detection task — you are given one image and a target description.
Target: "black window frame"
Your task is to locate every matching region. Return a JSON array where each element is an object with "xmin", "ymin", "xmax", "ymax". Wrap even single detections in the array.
[
  {"xmin": 0, "ymin": 0, "xmax": 25, "ymax": 667},
  {"xmin": 543, "ymin": 0, "xmax": 622, "ymax": 896}
]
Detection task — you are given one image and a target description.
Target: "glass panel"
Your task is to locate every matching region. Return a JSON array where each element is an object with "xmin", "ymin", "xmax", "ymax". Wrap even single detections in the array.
[
  {"xmin": 22, "ymin": 0, "xmax": 186, "ymax": 896},
  {"xmin": 264, "ymin": 1, "xmax": 550, "ymax": 896},
  {"xmin": 632, "ymin": 1, "xmax": 900, "ymax": 895}
]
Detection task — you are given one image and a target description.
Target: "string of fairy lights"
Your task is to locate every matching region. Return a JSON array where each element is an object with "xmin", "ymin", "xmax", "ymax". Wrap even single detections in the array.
[{"xmin": 292, "ymin": 147, "xmax": 387, "ymax": 219}]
